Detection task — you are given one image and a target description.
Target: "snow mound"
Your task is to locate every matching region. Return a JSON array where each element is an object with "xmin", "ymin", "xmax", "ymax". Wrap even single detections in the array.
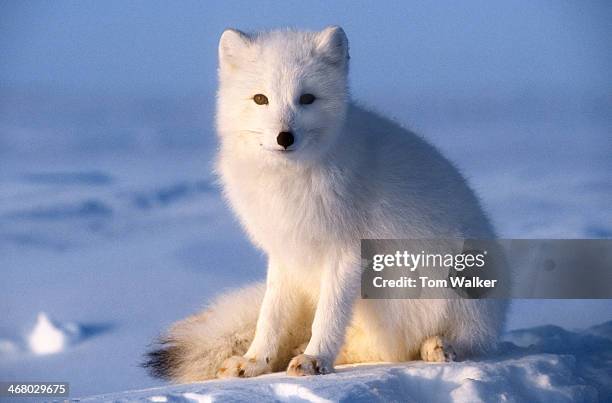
[
  {"xmin": 80, "ymin": 321, "xmax": 611, "ymax": 403},
  {"xmin": 0, "ymin": 338, "xmax": 19, "ymax": 355},
  {"xmin": 27, "ymin": 312, "xmax": 82, "ymax": 355}
]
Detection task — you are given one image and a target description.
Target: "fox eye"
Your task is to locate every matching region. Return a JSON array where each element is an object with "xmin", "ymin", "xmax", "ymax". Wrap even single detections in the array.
[
  {"xmin": 253, "ymin": 94, "xmax": 268, "ymax": 105},
  {"xmin": 299, "ymin": 93, "xmax": 316, "ymax": 105}
]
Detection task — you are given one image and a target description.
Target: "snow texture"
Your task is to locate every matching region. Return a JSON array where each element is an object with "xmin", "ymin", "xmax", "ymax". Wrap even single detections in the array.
[
  {"xmin": 81, "ymin": 321, "xmax": 611, "ymax": 402},
  {"xmin": 27, "ymin": 312, "xmax": 82, "ymax": 355},
  {"xmin": 0, "ymin": 113, "xmax": 609, "ymax": 400}
]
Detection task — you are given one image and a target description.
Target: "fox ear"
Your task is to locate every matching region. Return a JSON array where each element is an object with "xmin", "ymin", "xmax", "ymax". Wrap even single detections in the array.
[
  {"xmin": 219, "ymin": 28, "xmax": 251, "ymax": 68},
  {"xmin": 315, "ymin": 26, "xmax": 349, "ymax": 66}
]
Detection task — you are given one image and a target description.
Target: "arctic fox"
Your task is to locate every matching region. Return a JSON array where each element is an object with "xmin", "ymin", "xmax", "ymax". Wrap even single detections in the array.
[{"xmin": 145, "ymin": 26, "xmax": 507, "ymax": 382}]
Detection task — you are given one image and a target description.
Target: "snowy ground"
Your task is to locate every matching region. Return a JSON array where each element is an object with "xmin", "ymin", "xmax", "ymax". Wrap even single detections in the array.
[
  {"xmin": 0, "ymin": 92, "xmax": 611, "ymax": 401},
  {"xmin": 81, "ymin": 321, "xmax": 612, "ymax": 402}
]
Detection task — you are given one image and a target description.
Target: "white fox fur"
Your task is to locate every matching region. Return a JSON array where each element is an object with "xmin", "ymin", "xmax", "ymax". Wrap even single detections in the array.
[{"xmin": 145, "ymin": 26, "xmax": 507, "ymax": 382}]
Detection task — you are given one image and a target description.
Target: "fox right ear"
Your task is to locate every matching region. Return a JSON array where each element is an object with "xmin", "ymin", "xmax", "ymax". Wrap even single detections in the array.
[{"xmin": 219, "ymin": 29, "xmax": 251, "ymax": 69}]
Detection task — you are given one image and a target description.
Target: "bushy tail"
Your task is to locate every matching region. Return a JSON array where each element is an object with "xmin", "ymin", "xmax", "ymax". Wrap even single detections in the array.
[{"xmin": 143, "ymin": 282, "xmax": 265, "ymax": 382}]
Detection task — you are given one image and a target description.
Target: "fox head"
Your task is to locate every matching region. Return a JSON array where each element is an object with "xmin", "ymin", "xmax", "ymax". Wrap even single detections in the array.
[{"xmin": 216, "ymin": 26, "xmax": 349, "ymax": 164}]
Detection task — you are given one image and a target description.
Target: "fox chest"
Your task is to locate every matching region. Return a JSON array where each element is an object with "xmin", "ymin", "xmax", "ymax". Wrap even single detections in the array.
[{"xmin": 223, "ymin": 170, "xmax": 356, "ymax": 258}]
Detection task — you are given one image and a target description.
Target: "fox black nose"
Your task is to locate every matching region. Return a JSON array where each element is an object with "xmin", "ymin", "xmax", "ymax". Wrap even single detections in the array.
[{"xmin": 277, "ymin": 131, "xmax": 294, "ymax": 149}]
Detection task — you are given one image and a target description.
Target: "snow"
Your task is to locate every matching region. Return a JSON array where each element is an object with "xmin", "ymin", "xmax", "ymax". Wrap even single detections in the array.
[
  {"xmin": 0, "ymin": 104, "xmax": 609, "ymax": 400},
  {"xmin": 80, "ymin": 321, "xmax": 611, "ymax": 402},
  {"xmin": 27, "ymin": 312, "xmax": 82, "ymax": 355},
  {"xmin": 0, "ymin": 339, "xmax": 19, "ymax": 355}
]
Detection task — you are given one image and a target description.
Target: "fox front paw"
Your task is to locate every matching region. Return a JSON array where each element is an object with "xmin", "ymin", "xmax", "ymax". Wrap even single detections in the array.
[
  {"xmin": 420, "ymin": 335, "xmax": 457, "ymax": 363},
  {"xmin": 217, "ymin": 355, "xmax": 271, "ymax": 378},
  {"xmin": 286, "ymin": 354, "xmax": 332, "ymax": 376}
]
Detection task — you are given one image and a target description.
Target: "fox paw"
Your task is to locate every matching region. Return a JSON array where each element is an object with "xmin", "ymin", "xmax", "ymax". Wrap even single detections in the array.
[
  {"xmin": 420, "ymin": 336, "xmax": 457, "ymax": 362},
  {"xmin": 217, "ymin": 355, "xmax": 271, "ymax": 378},
  {"xmin": 287, "ymin": 354, "xmax": 332, "ymax": 376}
]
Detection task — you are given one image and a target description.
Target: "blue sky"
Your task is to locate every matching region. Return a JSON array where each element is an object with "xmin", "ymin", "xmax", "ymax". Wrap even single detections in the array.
[{"xmin": 1, "ymin": 1, "xmax": 611, "ymax": 98}]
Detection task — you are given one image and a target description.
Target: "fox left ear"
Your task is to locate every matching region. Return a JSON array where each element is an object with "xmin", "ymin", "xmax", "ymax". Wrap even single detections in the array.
[{"xmin": 315, "ymin": 26, "xmax": 349, "ymax": 66}]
